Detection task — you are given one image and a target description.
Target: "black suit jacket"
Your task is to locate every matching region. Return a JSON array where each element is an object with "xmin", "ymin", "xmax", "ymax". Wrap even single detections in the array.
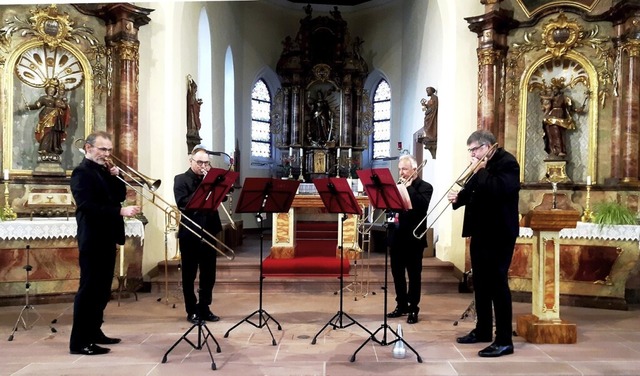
[
  {"xmin": 394, "ymin": 177, "xmax": 433, "ymax": 247},
  {"xmin": 452, "ymin": 147, "xmax": 520, "ymax": 239},
  {"xmin": 173, "ymin": 168, "xmax": 222, "ymax": 239},
  {"xmin": 71, "ymin": 158, "xmax": 127, "ymax": 250}
]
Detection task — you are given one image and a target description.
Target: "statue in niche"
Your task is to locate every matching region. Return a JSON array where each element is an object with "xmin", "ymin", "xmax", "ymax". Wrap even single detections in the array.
[
  {"xmin": 25, "ymin": 79, "xmax": 70, "ymax": 159},
  {"xmin": 539, "ymin": 77, "xmax": 588, "ymax": 159},
  {"xmin": 306, "ymin": 89, "xmax": 335, "ymax": 146},
  {"xmin": 186, "ymin": 75, "xmax": 203, "ymax": 153}
]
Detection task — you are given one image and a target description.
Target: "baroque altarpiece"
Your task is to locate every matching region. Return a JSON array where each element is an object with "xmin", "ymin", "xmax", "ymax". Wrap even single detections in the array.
[
  {"xmin": 468, "ymin": 0, "xmax": 640, "ymax": 308},
  {"xmin": 272, "ymin": 5, "xmax": 372, "ymax": 181}
]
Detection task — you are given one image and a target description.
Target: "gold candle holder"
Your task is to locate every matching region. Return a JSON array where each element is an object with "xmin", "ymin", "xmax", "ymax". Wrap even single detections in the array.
[
  {"xmin": 581, "ymin": 183, "xmax": 593, "ymax": 222},
  {"xmin": 3, "ymin": 181, "xmax": 17, "ymax": 220}
]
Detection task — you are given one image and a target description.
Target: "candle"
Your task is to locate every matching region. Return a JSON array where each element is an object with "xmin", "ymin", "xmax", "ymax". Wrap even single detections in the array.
[
  {"xmin": 348, "ymin": 149, "xmax": 352, "ymax": 159},
  {"xmin": 3, "ymin": 169, "xmax": 8, "ymax": 181},
  {"xmin": 299, "ymin": 148, "xmax": 303, "ymax": 159},
  {"xmin": 289, "ymin": 147, "xmax": 293, "ymax": 156},
  {"xmin": 586, "ymin": 175, "xmax": 591, "ymax": 186},
  {"xmin": 119, "ymin": 245, "xmax": 125, "ymax": 277},
  {"xmin": 337, "ymin": 148, "xmax": 341, "ymax": 158}
]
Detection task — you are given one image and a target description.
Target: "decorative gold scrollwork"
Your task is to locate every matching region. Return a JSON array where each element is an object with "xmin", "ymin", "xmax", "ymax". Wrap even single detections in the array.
[{"xmin": 541, "ymin": 13, "xmax": 582, "ymax": 58}]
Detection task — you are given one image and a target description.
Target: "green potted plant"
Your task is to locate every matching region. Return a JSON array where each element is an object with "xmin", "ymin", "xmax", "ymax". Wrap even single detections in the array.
[{"xmin": 592, "ymin": 201, "xmax": 637, "ymax": 227}]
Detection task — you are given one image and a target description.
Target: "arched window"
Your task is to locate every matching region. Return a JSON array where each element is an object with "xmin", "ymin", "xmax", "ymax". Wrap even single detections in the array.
[
  {"xmin": 372, "ymin": 79, "xmax": 391, "ymax": 159},
  {"xmin": 251, "ymin": 79, "xmax": 272, "ymax": 159}
]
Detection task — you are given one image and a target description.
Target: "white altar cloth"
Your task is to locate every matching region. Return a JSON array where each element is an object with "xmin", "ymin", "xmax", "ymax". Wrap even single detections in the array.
[
  {"xmin": 519, "ymin": 222, "xmax": 640, "ymax": 242},
  {"xmin": 0, "ymin": 218, "xmax": 145, "ymax": 241}
]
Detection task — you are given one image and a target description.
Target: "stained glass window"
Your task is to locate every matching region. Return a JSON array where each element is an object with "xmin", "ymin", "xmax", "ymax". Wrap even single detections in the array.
[
  {"xmin": 251, "ymin": 79, "xmax": 272, "ymax": 158},
  {"xmin": 372, "ymin": 79, "xmax": 391, "ymax": 159}
]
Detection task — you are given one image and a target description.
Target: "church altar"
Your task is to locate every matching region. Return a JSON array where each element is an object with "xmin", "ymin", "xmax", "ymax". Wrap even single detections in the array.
[
  {"xmin": 511, "ymin": 222, "xmax": 640, "ymax": 310},
  {"xmin": 0, "ymin": 218, "xmax": 145, "ymax": 301},
  {"xmin": 271, "ymin": 194, "xmax": 370, "ymax": 259}
]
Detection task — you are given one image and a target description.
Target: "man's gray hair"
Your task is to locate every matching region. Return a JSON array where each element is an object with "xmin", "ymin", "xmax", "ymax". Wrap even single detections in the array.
[{"xmin": 399, "ymin": 154, "xmax": 418, "ymax": 169}]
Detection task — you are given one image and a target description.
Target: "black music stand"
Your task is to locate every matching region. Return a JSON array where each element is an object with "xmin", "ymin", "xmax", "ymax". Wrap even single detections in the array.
[
  {"xmin": 310, "ymin": 177, "xmax": 372, "ymax": 344},
  {"xmin": 162, "ymin": 168, "xmax": 237, "ymax": 370},
  {"xmin": 350, "ymin": 169, "xmax": 423, "ymax": 363},
  {"xmin": 224, "ymin": 177, "xmax": 300, "ymax": 345}
]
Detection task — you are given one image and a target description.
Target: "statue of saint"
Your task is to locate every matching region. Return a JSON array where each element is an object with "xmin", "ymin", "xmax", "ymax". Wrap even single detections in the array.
[
  {"xmin": 307, "ymin": 90, "xmax": 333, "ymax": 146},
  {"xmin": 420, "ymin": 86, "xmax": 438, "ymax": 142},
  {"xmin": 186, "ymin": 75, "xmax": 203, "ymax": 153},
  {"xmin": 26, "ymin": 79, "xmax": 70, "ymax": 157},
  {"xmin": 540, "ymin": 78, "xmax": 588, "ymax": 158}
]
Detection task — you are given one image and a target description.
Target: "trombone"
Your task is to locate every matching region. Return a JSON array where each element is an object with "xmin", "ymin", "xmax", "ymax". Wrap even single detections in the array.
[
  {"xmin": 74, "ymin": 139, "xmax": 236, "ymax": 260},
  {"xmin": 412, "ymin": 143, "xmax": 498, "ymax": 240}
]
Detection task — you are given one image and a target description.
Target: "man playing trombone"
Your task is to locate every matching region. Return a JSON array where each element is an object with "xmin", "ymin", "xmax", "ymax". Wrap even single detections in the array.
[
  {"xmin": 447, "ymin": 130, "xmax": 520, "ymax": 357},
  {"xmin": 69, "ymin": 131, "xmax": 141, "ymax": 355},
  {"xmin": 173, "ymin": 146, "xmax": 223, "ymax": 324},
  {"xmin": 387, "ymin": 154, "xmax": 433, "ymax": 324}
]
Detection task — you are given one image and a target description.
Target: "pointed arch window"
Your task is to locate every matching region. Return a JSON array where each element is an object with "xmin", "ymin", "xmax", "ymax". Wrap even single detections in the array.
[
  {"xmin": 251, "ymin": 79, "xmax": 272, "ymax": 159},
  {"xmin": 372, "ymin": 79, "xmax": 391, "ymax": 159}
]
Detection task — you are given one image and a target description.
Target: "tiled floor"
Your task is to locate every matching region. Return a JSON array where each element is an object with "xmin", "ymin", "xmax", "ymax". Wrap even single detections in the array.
[{"xmin": 2, "ymin": 233, "xmax": 640, "ymax": 375}]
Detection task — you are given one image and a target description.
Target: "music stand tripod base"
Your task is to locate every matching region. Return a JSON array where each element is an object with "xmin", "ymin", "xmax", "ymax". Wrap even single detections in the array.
[{"xmin": 161, "ymin": 319, "xmax": 221, "ymax": 370}]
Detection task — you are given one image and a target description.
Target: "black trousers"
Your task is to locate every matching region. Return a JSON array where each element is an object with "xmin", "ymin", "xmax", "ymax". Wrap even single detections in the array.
[
  {"xmin": 469, "ymin": 234, "xmax": 516, "ymax": 345},
  {"xmin": 69, "ymin": 243, "xmax": 116, "ymax": 350},
  {"xmin": 389, "ymin": 239, "xmax": 425, "ymax": 312},
  {"xmin": 179, "ymin": 233, "xmax": 218, "ymax": 316}
]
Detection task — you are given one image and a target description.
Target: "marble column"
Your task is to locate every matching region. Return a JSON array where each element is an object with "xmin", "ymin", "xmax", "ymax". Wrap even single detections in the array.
[
  {"xmin": 621, "ymin": 38, "xmax": 640, "ymax": 183},
  {"xmin": 291, "ymin": 86, "xmax": 301, "ymax": 146},
  {"xmin": 466, "ymin": 9, "xmax": 517, "ymax": 143},
  {"xmin": 611, "ymin": 37, "xmax": 624, "ymax": 180},
  {"xmin": 97, "ymin": 4, "xmax": 151, "ymax": 170},
  {"xmin": 282, "ymin": 87, "xmax": 290, "ymax": 146}
]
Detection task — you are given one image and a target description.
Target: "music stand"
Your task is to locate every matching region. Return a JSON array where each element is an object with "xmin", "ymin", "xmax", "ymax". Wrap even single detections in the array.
[
  {"xmin": 224, "ymin": 177, "xmax": 300, "ymax": 345},
  {"xmin": 350, "ymin": 169, "xmax": 423, "ymax": 363},
  {"xmin": 310, "ymin": 177, "xmax": 372, "ymax": 344},
  {"xmin": 162, "ymin": 168, "xmax": 237, "ymax": 370}
]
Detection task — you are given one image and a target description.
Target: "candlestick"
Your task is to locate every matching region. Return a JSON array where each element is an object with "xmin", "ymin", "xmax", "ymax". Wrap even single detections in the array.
[
  {"xmin": 581, "ymin": 184, "xmax": 593, "ymax": 222},
  {"xmin": 119, "ymin": 245, "xmax": 125, "ymax": 277},
  {"xmin": 2, "ymin": 181, "xmax": 17, "ymax": 220}
]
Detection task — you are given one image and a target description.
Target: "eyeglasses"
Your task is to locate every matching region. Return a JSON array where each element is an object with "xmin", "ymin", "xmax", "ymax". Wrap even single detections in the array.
[
  {"xmin": 93, "ymin": 146, "xmax": 113, "ymax": 153},
  {"xmin": 191, "ymin": 159, "xmax": 210, "ymax": 166},
  {"xmin": 467, "ymin": 144, "xmax": 486, "ymax": 153}
]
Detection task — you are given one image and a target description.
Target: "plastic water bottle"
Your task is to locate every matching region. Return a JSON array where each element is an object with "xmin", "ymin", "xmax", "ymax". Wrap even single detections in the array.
[{"xmin": 392, "ymin": 324, "xmax": 406, "ymax": 359}]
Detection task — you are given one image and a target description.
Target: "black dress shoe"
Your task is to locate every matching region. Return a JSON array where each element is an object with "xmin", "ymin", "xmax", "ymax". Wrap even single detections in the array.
[
  {"xmin": 70, "ymin": 344, "xmax": 110, "ymax": 355},
  {"xmin": 406, "ymin": 312, "xmax": 418, "ymax": 324},
  {"xmin": 94, "ymin": 336, "xmax": 121, "ymax": 345},
  {"xmin": 200, "ymin": 312, "xmax": 220, "ymax": 322},
  {"xmin": 187, "ymin": 313, "xmax": 202, "ymax": 324},
  {"xmin": 478, "ymin": 343, "xmax": 514, "ymax": 357},
  {"xmin": 386, "ymin": 306, "xmax": 409, "ymax": 318},
  {"xmin": 456, "ymin": 331, "xmax": 492, "ymax": 344}
]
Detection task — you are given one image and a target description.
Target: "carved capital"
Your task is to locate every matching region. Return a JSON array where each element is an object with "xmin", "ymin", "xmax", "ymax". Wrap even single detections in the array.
[
  {"xmin": 478, "ymin": 48, "xmax": 501, "ymax": 66},
  {"xmin": 114, "ymin": 41, "xmax": 139, "ymax": 61},
  {"xmin": 622, "ymin": 39, "xmax": 640, "ymax": 57}
]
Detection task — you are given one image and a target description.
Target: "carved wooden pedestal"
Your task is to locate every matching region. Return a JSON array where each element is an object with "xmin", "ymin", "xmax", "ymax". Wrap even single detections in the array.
[{"xmin": 517, "ymin": 208, "xmax": 580, "ymax": 344}]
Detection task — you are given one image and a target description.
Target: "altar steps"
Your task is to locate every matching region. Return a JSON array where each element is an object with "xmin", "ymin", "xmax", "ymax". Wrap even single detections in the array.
[{"xmin": 149, "ymin": 243, "xmax": 459, "ymax": 295}]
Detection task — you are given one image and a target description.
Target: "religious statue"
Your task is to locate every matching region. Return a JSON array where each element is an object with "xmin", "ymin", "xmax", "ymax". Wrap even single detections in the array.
[
  {"xmin": 421, "ymin": 86, "xmax": 438, "ymax": 142},
  {"xmin": 186, "ymin": 75, "xmax": 203, "ymax": 153},
  {"xmin": 307, "ymin": 89, "xmax": 334, "ymax": 146},
  {"xmin": 25, "ymin": 79, "xmax": 70, "ymax": 160},
  {"xmin": 540, "ymin": 78, "xmax": 588, "ymax": 158}
]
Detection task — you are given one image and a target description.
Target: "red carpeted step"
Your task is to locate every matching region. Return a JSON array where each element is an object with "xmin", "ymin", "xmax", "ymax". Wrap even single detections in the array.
[
  {"xmin": 297, "ymin": 230, "xmax": 339, "ymax": 239},
  {"xmin": 297, "ymin": 221, "xmax": 338, "ymax": 231},
  {"xmin": 296, "ymin": 239, "xmax": 337, "ymax": 257},
  {"xmin": 262, "ymin": 256, "xmax": 350, "ymax": 277}
]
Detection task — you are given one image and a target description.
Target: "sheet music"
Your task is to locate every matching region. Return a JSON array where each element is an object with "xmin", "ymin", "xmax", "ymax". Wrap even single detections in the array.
[{"xmin": 396, "ymin": 183, "xmax": 412, "ymax": 210}]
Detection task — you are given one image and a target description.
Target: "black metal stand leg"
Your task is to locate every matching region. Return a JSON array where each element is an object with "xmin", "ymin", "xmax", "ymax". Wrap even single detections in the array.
[
  {"xmin": 8, "ymin": 245, "xmax": 45, "ymax": 342},
  {"xmin": 224, "ymin": 217, "xmax": 281, "ymax": 346},
  {"xmin": 350, "ymin": 227, "xmax": 422, "ymax": 363},
  {"xmin": 162, "ymin": 319, "xmax": 221, "ymax": 370},
  {"xmin": 453, "ymin": 300, "xmax": 476, "ymax": 326},
  {"xmin": 312, "ymin": 214, "xmax": 372, "ymax": 345}
]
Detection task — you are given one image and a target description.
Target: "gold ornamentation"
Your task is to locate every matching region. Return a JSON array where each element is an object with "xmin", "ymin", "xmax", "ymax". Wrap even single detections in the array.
[
  {"xmin": 541, "ymin": 13, "xmax": 582, "ymax": 58},
  {"xmin": 478, "ymin": 48, "xmax": 499, "ymax": 66},
  {"xmin": 516, "ymin": 0, "xmax": 601, "ymax": 18},
  {"xmin": 622, "ymin": 39, "xmax": 640, "ymax": 58},
  {"xmin": 115, "ymin": 41, "xmax": 139, "ymax": 61},
  {"xmin": 0, "ymin": 5, "xmax": 99, "ymax": 49},
  {"xmin": 312, "ymin": 63, "xmax": 332, "ymax": 82}
]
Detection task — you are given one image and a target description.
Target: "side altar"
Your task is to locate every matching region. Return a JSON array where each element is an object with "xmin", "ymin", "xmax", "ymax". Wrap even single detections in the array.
[
  {"xmin": 0, "ymin": 218, "xmax": 145, "ymax": 304},
  {"xmin": 270, "ymin": 194, "xmax": 370, "ymax": 259},
  {"xmin": 510, "ymin": 222, "xmax": 640, "ymax": 311}
]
